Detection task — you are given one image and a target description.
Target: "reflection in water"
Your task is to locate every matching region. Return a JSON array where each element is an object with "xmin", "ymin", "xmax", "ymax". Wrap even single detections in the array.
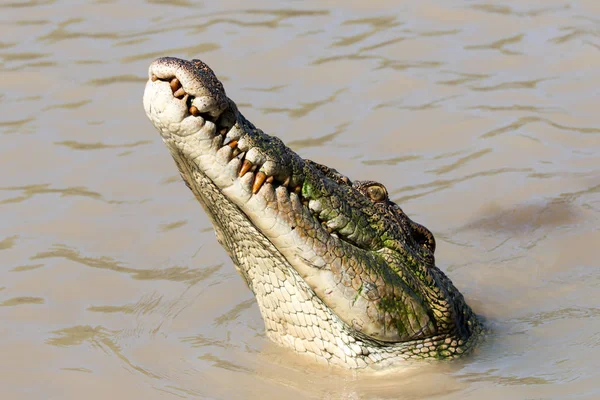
[{"xmin": 1, "ymin": 0, "xmax": 599, "ymax": 399}]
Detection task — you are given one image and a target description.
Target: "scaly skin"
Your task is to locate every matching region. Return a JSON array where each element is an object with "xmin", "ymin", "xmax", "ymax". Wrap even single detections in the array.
[{"xmin": 143, "ymin": 57, "xmax": 484, "ymax": 368}]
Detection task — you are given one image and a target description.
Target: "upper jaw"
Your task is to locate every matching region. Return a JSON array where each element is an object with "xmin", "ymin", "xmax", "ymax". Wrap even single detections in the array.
[
  {"xmin": 146, "ymin": 57, "xmax": 229, "ymax": 120},
  {"xmin": 143, "ymin": 57, "xmax": 309, "ymax": 197},
  {"xmin": 142, "ymin": 57, "xmax": 235, "ymax": 143}
]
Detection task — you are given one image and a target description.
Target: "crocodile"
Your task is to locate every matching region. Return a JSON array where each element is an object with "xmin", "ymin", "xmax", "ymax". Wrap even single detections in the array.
[{"xmin": 143, "ymin": 57, "xmax": 484, "ymax": 368}]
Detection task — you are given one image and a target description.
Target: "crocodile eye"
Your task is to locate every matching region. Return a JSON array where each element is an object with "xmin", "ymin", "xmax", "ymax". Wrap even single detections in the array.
[{"xmin": 366, "ymin": 184, "xmax": 387, "ymax": 202}]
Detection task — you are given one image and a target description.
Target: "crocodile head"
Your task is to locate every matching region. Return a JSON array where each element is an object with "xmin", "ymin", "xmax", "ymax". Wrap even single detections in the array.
[{"xmin": 143, "ymin": 57, "xmax": 482, "ymax": 368}]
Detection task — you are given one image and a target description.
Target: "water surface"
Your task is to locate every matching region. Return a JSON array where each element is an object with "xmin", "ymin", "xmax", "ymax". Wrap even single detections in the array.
[{"xmin": 1, "ymin": 1, "xmax": 599, "ymax": 399}]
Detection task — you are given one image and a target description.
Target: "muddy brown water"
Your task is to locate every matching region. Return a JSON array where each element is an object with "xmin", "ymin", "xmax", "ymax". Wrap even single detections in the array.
[{"xmin": 1, "ymin": 1, "xmax": 599, "ymax": 399}]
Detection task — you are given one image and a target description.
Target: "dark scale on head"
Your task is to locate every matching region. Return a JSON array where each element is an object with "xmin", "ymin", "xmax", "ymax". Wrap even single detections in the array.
[{"xmin": 354, "ymin": 180, "xmax": 436, "ymax": 260}]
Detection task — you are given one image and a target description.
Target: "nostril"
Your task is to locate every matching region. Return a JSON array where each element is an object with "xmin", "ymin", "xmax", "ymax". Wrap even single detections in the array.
[{"xmin": 411, "ymin": 222, "xmax": 436, "ymax": 254}]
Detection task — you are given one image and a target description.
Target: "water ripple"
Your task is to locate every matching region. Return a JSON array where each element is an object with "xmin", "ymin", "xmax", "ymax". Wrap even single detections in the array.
[
  {"xmin": 482, "ymin": 116, "xmax": 600, "ymax": 138},
  {"xmin": 0, "ymin": 296, "xmax": 45, "ymax": 306},
  {"xmin": 288, "ymin": 122, "xmax": 349, "ymax": 149},
  {"xmin": 469, "ymin": 4, "xmax": 570, "ymax": 17},
  {"xmin": 0, "ymin": 184, "xmax": 102, "ymax": 204},
  {"xmin": 31, "ymin": 245, "xmax": 222, "ymax": 284},
  {"xmin": 46, "ymin": 325, "xmax": 162, "ymax": 379},
  {"xmin": 392, "ymin": 168, "xmax": 531, "ymax": 203},
  {"xmin": 469, "ymin": 78, "xmax": 551, "ymax": 92},
  {"xmin": 465, "ymin": 34, "xmax": 525, "ymax": 55},
  {"xmin": 1, "ymin": 0, "xmax": 55, "ymax": 8},
  {"xmin": 260, "ymin": 89, "xmax": 346, "ymax": 119},
  {"xmin": 428, "ymin": 149, "xmax": 493, "ymax": 175},
  {"xmin": 0, "ymin": 235, "xmax": 18, "ymax": 250},
  {"xmin": 55, "ymin": 140, "xmax": 152, "ymax": 150}
]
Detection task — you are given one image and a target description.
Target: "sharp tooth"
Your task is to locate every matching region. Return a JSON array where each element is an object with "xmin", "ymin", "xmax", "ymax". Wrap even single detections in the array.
[
  {"xmin": 239, "ymin": 160, "xmax": 253, "ymax": 177},
  {"xmin": 294, "ymin": 185, "xmax": 302, "ymax": 194},
  {"xmin": 252, "ymin": 172, "xmax": 267, "ymax": 194},
  {"xmin": 266, "ymin": 176, "xmax": 274, "ymax": 184},
  {"xmin": 173, "ymin": 87, "xmax": 186, "ymax": 98},
  {"xmin": 219, "ymin": 128, "xmax": 228, "ymax": 135},
  {"xmin": 151, "ymin": 74, "xmax": 158, "ymax": 82},
  {"xmin": 227, "ymin": 140, "xmax": 238, "ymax": 149},
  {"xmin": 283, "ymin": 176, "xmax": 291, "ymax": 187},
  {"xmin": 211, "ymin": 133, "xmax": 223, "ymax": 150},
  {"xmin": 170, "ymin": 77, "xmax": 181, "ymax": 92},
  {"xmin": 189, "ymin": 105, "xmax": 200, "ymax": 116}
]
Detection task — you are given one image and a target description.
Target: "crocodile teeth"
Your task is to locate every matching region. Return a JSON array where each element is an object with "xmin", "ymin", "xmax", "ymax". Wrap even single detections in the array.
[
  {"xmin": 227, "ymin": 140, "xmax": 238, "ymax": 149},
  {"xmin": 266, "ymin": 176, "xmax": 274, "ymax": 184},
  {"xmin": 239, "ymin": 160, "xmax": 253, "ymax": 177},
  {"xmin": 252, "ymin": 171, "xmax": 267, "ymax": 194},
  {"xmin": 283, "ymin": 176, "xmax": 291, "ymax": 187},
  {"xmin": 151, "ymin": 74, "xmax": 158, "ymax": 82},
  {"xmin": 170, "ymin": 77, "xmax": 181, "ymax": 92},
  {"xmin": 173, "ymin": 87, "xmax": 186, "ymax": 98},
  {"xmin": 189, "ymin": 105, "xmax": 200, "ymax": 116}
]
